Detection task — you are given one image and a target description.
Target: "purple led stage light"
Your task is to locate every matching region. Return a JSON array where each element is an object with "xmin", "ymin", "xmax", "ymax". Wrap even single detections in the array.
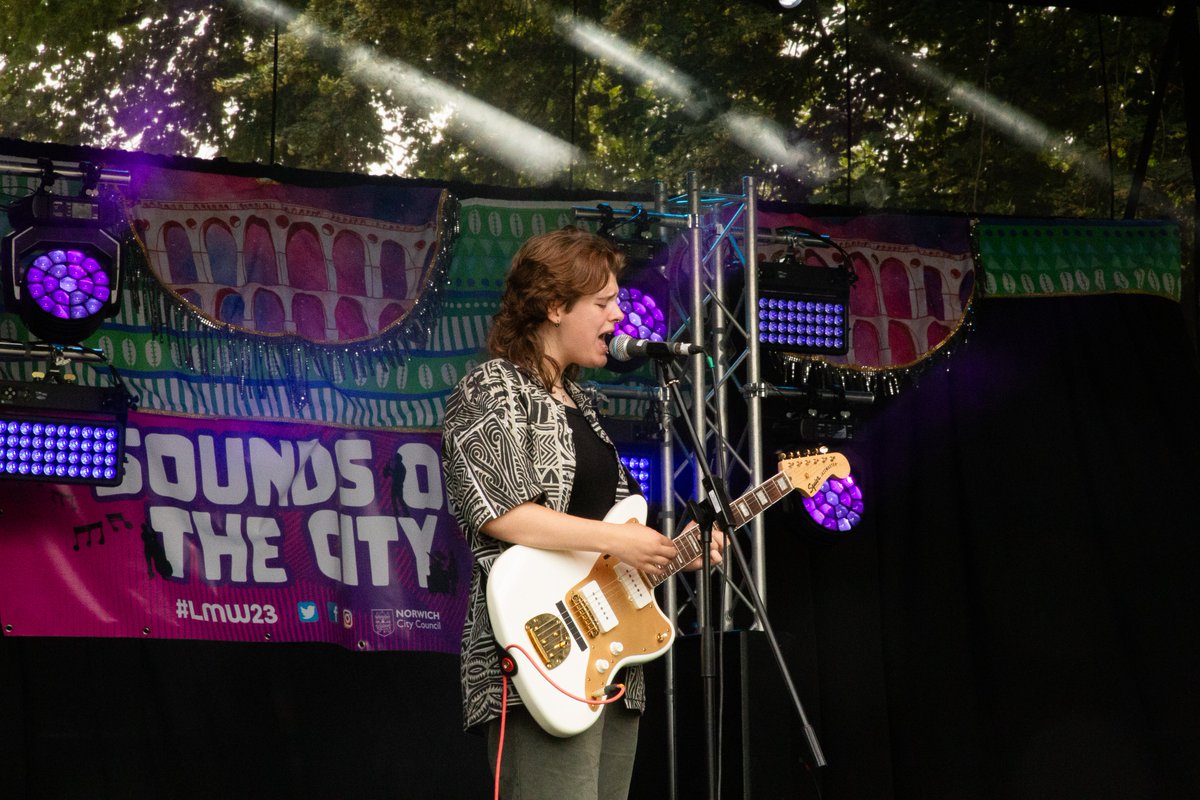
[
  {"xmin": 616, "ymin": 286, "xmax": 668, "ymax": 342},
  {"xmin": 801, "ymin": 473, "xmax": 864, "ymax": 532},
  {"xmin": 619, "ymin": 454, "xmax": 656, "ymax": 502},
  {"xmin": 756, "ymin": 260, "xmax": 851, "ymax": 357},
  {"xmin": 757, "ymin": 297, "xmax": 847, "ymax": 353},
  {"xmin": 24, "ymin": 248, "xmax": 113, "ymax": 322},
  {"xmin": 2, "ymin": 192, "xmax": 123, "ymax": 345}
]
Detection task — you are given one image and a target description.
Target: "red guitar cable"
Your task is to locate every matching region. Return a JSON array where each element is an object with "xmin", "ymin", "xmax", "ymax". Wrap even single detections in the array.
[
  {"xmin": 495, "ymin": 673, "xmax": 508, "ymax": 800},
  {"xmin": 501, "ymin": 642, "xmax": 626, "ymax": 706}
]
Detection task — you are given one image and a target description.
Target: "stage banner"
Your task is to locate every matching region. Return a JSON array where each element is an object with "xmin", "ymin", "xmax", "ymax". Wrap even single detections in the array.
[
  {"xmin": 0, "ymin": 161, "xmax": 456, "ymax": 427},
  {"xmin": 0, "ymin": 194, "xmax": 643, "ymax": 651},
  {"xmin": 0, "ymin": 410, "xmax": 468, "ymax": 652},
  {"xmin": 976, "ymin": 218, "xmax": 1180, "ymax": 301}
]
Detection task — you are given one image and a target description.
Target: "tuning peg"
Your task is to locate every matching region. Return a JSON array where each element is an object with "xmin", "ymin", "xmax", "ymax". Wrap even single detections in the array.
[{"xmin": 777, "ymin": 445, "xmax": 838, "ymax": 463}]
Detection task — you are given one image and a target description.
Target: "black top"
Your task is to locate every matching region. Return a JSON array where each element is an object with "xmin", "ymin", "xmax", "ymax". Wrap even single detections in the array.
[{"xmin": 563, "ymin": 405, "xmax": 619, "ymax": 520}]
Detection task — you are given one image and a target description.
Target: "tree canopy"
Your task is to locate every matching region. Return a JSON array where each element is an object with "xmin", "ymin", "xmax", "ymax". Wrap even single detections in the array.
[{"xmin": 0, "ymin": 0, "xmax": 1191, "ymax": 227}]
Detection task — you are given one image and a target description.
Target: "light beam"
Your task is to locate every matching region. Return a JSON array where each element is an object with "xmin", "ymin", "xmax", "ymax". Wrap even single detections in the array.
[{"xmin": 236, "ymin": 0, "xmax": 580, "ymax": 180}]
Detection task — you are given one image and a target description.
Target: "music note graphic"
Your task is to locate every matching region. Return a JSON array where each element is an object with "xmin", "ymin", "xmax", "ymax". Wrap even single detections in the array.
[
  {"xmin": 72, "ymin": 521, "xmax": 102, "ymax": 551},
  {"xmin": 106, "ymin": 512, "xmax": 132, "ymax": 532}
]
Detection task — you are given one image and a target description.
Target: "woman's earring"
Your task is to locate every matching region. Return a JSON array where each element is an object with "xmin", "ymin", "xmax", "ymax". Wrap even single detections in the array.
[{"xmin": 553, "ymin": 320, "xmax": 560, "ymax": 328}]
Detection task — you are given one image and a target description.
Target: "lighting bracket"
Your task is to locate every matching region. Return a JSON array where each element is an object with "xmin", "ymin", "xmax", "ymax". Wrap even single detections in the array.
[
  {"xmin": 0, "ymin": 157, "xmax": 131, "ymax": 189},
  {"xmin": 771, "ymin": 226, "xmax": 858, "ymax": 287},
  {"xmin": 0, "ymin": 339, "xmax": 137, "ymax": 404},
  {"xmin": 573, "ymin": 203, "xmax": 694, "ymax": 231},
  {"xmin": 34, "ymin": 346, "xmax": 74, "ymax": 384},
  {"xmin": 749, "ymin": 376, "xmax": 875, "ymax": 443}
]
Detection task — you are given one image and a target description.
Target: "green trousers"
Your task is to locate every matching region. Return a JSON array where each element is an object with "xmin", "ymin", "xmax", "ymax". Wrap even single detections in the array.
[{"xmin": 486, "ymin": 705, "xmax": 640, "ymax": 800}]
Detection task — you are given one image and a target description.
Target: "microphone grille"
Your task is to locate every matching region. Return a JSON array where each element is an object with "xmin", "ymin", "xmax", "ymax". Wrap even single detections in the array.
[{"xmin": 609, "ymin": 334, "xmax": 632, "ymax": 361}]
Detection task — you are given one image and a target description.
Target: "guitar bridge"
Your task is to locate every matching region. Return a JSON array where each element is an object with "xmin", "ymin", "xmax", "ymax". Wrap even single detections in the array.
[
  {"xmin": 569, "ymin": 580, "xmax": 618, "ymax": 639},
  {"xmin": 525, "ymin": 613, "xmax": 570, "ymax": 669},
  {"xmin": 569, "ymin": 593, "xmax": 601, "ymax": 638}
]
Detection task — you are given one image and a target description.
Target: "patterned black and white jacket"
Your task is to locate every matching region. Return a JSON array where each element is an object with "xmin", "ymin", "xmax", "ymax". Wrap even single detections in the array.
[{"xmin": 441, "ymin": 358, "xmax": 646, "ymax": 732}]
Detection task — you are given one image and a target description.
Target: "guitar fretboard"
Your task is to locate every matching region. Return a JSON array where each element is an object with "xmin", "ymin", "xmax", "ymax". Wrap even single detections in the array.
[{"xmin": 650, "ymin": 471, "xmax": 795, "ymax": 587}]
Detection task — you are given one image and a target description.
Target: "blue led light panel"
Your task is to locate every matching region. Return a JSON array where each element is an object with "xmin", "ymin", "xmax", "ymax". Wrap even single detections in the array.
[
  {"xmin": 619, "ymin": 454, "xmax": 656, "ymax": 502},
  {"xmin": 755, "ymin": 260, "xmax": 852, "ymax": 357},
  {"xmin": 0, "ymin": 380, "xmax": 127, "ymax": 486},
  {"xmin": 0, "ymin": 416, "xmax": 123, "ymax": 485},
  {"xmin": 757, "ymin": 294, "xmax": 848, "ymax": 355}
]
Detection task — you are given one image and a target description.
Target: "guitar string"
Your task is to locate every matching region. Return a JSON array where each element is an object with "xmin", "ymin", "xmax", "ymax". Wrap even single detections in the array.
[
  {"xmin": 555, "ymin": 460, "xmax": 844, "ymax": 628},
  {"xmin": 603, "ymin": 459, "xmax": 832, "ymax": 597}
]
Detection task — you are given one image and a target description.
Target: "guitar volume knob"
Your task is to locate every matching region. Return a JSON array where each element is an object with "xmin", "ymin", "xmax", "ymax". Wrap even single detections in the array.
[
  {"xmin": 595, "ymin": 659, "xmax": 610, "ymax": 673},
  {"xmin": 609, "ymin": 642, "xmax": 624, "ymax": 656}
]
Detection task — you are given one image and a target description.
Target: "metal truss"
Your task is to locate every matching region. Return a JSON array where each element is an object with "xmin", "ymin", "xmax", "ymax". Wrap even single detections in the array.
[
  {"xmin": 578, "ymin": 174, "xmax": 790, "ymax": 799},
  {"xmin": 579, "ymin": 172, "xmax": 772, "ymax": 617}
]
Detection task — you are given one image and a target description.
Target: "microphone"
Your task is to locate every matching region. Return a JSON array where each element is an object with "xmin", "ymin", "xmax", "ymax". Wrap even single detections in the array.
[{"xmin": 608, "ymin": 334, "xmax": 705, "ymax": 362}]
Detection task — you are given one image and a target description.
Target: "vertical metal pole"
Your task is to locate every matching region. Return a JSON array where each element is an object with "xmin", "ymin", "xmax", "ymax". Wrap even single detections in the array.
[
  {"xmin": 687, "ymin": 172, "xmax": 707, "ymax": 496},
  {"xmin": 712, "ymin": 227, "xmax": 731, "ymax": 481},
  {"xmin": 654, "ymin": 178, "xmax": 679, "ymax": 800},
  {"xmin": 686, "ymin": 171, "xmax": 717, "ymax": 800},
  {"xmin": 658, "ymin": 384, "xmax": 679, "ymax": 800},
  {"xmin": 712, "ymin": 225, "xmax": 736, "ymax": 631},
  {"xmin": 654, "ymin": 179, "xmax": 670, "ymax": 244},
  {"xmin": 743, "ymin": 175, "xmax": 768, "ymax": 606}
]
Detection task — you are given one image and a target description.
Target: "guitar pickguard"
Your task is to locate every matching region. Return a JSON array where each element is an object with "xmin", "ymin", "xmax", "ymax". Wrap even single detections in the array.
[{"xmin": 568, "ymin": 554, "xmax": 672, "ymax": 707}]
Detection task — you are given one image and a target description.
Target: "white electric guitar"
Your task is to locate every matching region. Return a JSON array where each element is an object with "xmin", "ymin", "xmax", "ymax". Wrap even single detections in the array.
[{"xmin": 486, "ymin": 449, "xmax": 851, "ymax": 737}]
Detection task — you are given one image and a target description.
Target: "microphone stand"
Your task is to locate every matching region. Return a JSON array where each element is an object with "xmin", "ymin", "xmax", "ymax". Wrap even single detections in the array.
[
  {"xmin": 654, "ymin": 354, "xmax": 826, "ymax": 800},
  {"xmin": 654, "ymin": 355, "xmax": 729, "ymax": 800}
]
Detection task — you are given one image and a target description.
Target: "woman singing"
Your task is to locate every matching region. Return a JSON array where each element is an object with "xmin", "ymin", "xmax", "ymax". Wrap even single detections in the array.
[{"xmin": 441, "ymin": 227, "xmax": 721, "ymax": 799}]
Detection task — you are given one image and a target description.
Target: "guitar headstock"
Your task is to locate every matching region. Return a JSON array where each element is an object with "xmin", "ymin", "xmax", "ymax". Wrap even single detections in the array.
[{"xmin": 778, "ymin": 448, "xmax": 851, "ymax": 498}]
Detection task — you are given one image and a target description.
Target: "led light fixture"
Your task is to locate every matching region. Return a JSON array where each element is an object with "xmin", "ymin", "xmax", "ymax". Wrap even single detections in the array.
[
  {"xmin": 616, "ymin": 285, "xmax": 668, "ymax": 342},
  {"xmin": 590, "ymin": 203, "xmax": 672, "ymax": 345},
  {"xmin": 2, "ymin": 190, "xmax": 123, "ymax": 345},
  {"xmin": 619, "ymin": 452, "xmax": 658, "ymax": 504},
  {"xmin": 610, "ymin": 229, "xmax": 669, "ymax": 344},
  {"xmin": 0, "ymin": 379, "xmax": 128, "ymax": 486},
  {"xmin": 801, "ymin": 472, "xmax": 864, "ymax": 532},
  {"xmin": 604, "ymin": 228, "xmax": 672, "ymax": 373},
  {"xmin": 757, "ymin": 259, "xmax": 850, "ymax": 356}
]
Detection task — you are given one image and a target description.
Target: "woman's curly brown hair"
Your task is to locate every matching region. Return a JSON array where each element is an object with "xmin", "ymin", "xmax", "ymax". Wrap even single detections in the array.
[{"xmin": 488, "ymin": 227, "xmax": 625, "ymax": 391}]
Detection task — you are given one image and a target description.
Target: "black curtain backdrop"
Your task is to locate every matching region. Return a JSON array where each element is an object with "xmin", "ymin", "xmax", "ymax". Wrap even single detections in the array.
[
  {"xmin": 3, "ymin": 293, "xmax": 1199, "ymax": 799},
  {"xmin": 752, "ymin": 292, "xmax": 1200, "ymax": 800}
]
